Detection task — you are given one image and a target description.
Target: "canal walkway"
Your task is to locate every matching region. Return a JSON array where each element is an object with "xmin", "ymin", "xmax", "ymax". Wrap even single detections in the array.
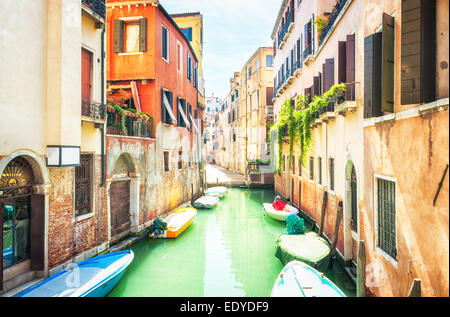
[{"xmin": 206, "ymin": 164, "xmax": 246, "ymax": 187}]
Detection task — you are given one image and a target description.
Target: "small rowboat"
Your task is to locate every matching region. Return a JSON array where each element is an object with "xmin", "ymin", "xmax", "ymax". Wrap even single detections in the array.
[
  {"xmin": 17, "ymin": 250, "xmax": 134, "ymax": 297},
  {"xmin": 263, "ymin": 203, "xmax": 299, "ymax": 221},
  {"xmin": 205, "ymin": 186, "xmax": 228, "ymax": 198},
  {"xmin": 193, "ymin": 195, "xmax": 219, "ymax": 209},
  {"xmin": 148, "ymin": 207, "xmax": 197, "ymax": 239},
  {"xmin": 271, "ymin": 260, "xmax": 346, "ymax": 297}
]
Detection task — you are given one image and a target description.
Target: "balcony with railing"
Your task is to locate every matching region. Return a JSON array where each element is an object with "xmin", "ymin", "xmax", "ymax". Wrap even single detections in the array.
[
  {"xmin": 303, "ymin": 43, "xmax": 314, "ymax": 65},
  {"xmin": 277, "ymin": 10, "xmax": 294, "ymax": 49},
  {"xmin": 81, "ymin": 99, "xmax": 106, "ymax": 122},
  {"xmin": 82, "ymin": 0, "xmax": 106, "ymax": 21},
  {"xmin": 335, "ymin": 82, "xmax": 357, "ymax": 115},
  {"xmin": 106, "ymin": 107, "xmax": 154, "ymax": 138},
  {"xmin": 318, "ymin": 0, "xmax": 349, "ymax": 47}
]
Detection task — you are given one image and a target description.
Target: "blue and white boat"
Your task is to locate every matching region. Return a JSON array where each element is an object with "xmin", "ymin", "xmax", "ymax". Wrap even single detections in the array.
[
  {"xmin": 271, "ymin": 260, "xmax": 346, "ymax": 297},
  {"xmin": 17, "ymin": 250, "xmax": 134, "ymax": 297}
]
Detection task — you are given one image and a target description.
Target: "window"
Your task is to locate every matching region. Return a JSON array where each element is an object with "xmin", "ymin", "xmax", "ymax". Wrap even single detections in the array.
[
  {"xmin": 178, "ymin": 151, "xmax": 183, "ymax": 169},
  {"xmin": 181, "ymin": 27, "xmax": 193, "ymax": 41},
  {"xmin": 256, "ymin": 59, "xmax": 260, "ymax": 71},
  {"xmin": 177, "ymin": 98, "xmax": 187, "ymax": 128},
  {"xmin": 299, "ymin": 158, "xmax": 302, "ymax": 176},
  {"xmin": 266, "ymin": 55, "xmax": 274, "ymax": 67},
  {"xmin": 177, "ymin": 42, "xmax": 183, "ymax": 72},
  {"xmin": 247, "ymin": 67, "xmax": 252, "ymax": 78},
  {"xmin": 292, "ymin": 156, "xmax": 296, "ymax": 175},
  {"xmin": 113, "ymin": 18, "xmax": 147, "ymax": 53},
  {"xmin": 329, "ymin": 158, "xmax": 335, "ymax": 191},
  {"xmin": 162, "ymin": 25, "xmax": 169, "ymax": 61},
  {"xmin": 161, "ymin": 89, "xmax": 174, "ymax": 124},
  {"xmin": 164, "ymin": 151, "xmax": 170, "ymax": 172},
  {"xmin": 376, "ymin": 177, "xmax": 397, "ymax": 260},
  {"xmin": 187, "ymin": 54, "xmax": 192, "ymax": 82},
  {"xmin": 283, "ymin": 155, "xmax": 286, "ymax": 172},
  {"xmin": 75, "ymin": 155, "xmax": 92, "ymax": 216},
  {"xmin": 309, "ymin": 157, "xmax": 314, "ymax": 181},
  {"xmin": 125, "ymin": 22, "xmax": 140, "ymax": 53},
  {"xmin": 318, "ymin": 157, "xmax": 322, "ymax": 185}
]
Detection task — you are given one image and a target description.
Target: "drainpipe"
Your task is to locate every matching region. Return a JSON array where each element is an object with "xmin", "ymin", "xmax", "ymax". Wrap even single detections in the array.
[{"xmin": 101, "ymin": 23, "xmax": 106, "ymax": 187}]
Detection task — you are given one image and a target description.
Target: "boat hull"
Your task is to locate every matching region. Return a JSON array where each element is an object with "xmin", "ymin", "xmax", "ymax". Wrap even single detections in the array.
[
  {"xmin": 17, "ymin": 250, "xmax": 134, "ymax": 297},
  {"xmin": 271, "ymin": 260, "xmax": 346, "ymax": 297},
  {"xmin": 193, "ymin": 196, "xmax": 219, "ymax": 209},
  {"xmin": 205, "ymin": 186, "xmax": 228, "ymax": 198},
  {"xmin": 263, "ymin": 203, "xmax": 299, "ymax": 221}
]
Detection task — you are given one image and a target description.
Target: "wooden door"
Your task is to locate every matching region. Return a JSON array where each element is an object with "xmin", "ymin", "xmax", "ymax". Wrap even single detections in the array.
[
  {"xmin": 30, "ymin": 195, "xmax": 45, "ymax": 271},
  {"xmin": 110, "ymin": 181, "xmax": 130, "ymax": 237},
  {"xmin": 81, "ymin": 48, "xmax": 92, "ymax": 102}
]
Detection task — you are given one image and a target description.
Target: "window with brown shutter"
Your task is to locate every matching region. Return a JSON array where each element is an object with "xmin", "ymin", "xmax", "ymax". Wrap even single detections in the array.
[
  {"xmin": 346, "ymin": 34, "xmax": 356, "ymax": 100},
  {"xmin": 338, "ymin": 41, "xmax": 347, "ymax": 84},
  {"xmin": 139, "ymin": 18, "xmax": 147, "ymax": 52},
  {"xmin": 323, "ymin": 58, "xmax": 335, "ymax": 92},
  {"xmin": 364, "ymin": 33, "xmax": 383, "ymax": 118},
  {"xmin": 382, "ymin": 13, "xmax": 395, "ymax": 112},
  {"xmin": 401, "ymin": 0, "xmax": 436, "ymax": 105},
  {"xmin": 266, "ymin": 87, "xmax": 274, "ymax": 105},
  {"xmin": 114, "ymin": 20, "xmax": 124, "ymax": 53}
]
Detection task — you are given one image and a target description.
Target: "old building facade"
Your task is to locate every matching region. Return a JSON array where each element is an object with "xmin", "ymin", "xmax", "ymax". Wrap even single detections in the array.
[
  {"xmin": 0, "ymin": 0, "xmax": 108, "ymax": 293},
  {"xmin": 271, "ymin": 0, "xmax": 449, "ymax": 297}
]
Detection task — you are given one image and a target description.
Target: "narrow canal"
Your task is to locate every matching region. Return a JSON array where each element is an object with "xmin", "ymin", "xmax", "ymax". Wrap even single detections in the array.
[{"xmin": 108, "ymin": 188, "xmax": 356, "ymax": 297}]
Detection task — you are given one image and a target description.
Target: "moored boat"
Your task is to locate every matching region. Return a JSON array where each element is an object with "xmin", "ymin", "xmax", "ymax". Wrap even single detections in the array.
[
  {"xmin": 205, "ymin": 186, "xmax": 228, "ymax": 198},
  {"xmin": 275, "ymin": 231, "xmax": 331, "ymax": 272},
  {"xmin": 271, "ymin": 260, "xmax": 346, "ymax": 297},
  {"xmin": 263, "ymin": 203, "xmax": 299, "ymax": 221},
  {"xmin": 193, "ymin": 195, "xmax": 220, "ymax": 209},
  {"xmin": 148, "ymin": 207, "xmax": 197, "ymax": 239},
  {"xmin": 17, "ymin": 250, "xmax": 134, "ymax": 297}
]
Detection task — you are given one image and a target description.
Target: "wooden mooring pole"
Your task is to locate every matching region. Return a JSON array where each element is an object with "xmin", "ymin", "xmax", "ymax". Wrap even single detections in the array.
[
  {"xmin": 331, "ymin": 201, "xmax": 343, "ymax": 257},
  {"xmin": 407, "ymin": 279, "xmax": 422, "ymax": 297},
  {"xmin": 319, "ymin": 190, "xmax": 328, "ymax": 236},
  {"xmin": 356, "ymin": 240, "xmax": 366, "ymax": 297}
]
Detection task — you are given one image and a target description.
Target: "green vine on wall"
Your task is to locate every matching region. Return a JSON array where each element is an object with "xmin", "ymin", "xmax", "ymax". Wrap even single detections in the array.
[
  {"xmin": 270, "ymin": 83, "xmax": 346, "ymax": 174},
  {"xmin": 107, "ymin": 104, "xmax": 155, "ymax": 137}
]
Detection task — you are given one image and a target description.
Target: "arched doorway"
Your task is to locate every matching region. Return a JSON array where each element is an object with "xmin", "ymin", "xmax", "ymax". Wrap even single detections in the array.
[
  {"xmin": 0, "ymin": 155, "xmax": 46, "ymax": 291},
  {"xmin": 344, "ymin": 159, "xmax": 359, "ymax": 275},
  {"xmin": 108, "ymin": 153, "xmax": 140, "ymax": 244}
]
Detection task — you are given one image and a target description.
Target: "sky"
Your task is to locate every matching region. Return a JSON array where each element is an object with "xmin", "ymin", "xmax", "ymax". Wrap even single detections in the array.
[{"xmin": 160, "ymin": 0, "xmax": 281, "ymax": 102}]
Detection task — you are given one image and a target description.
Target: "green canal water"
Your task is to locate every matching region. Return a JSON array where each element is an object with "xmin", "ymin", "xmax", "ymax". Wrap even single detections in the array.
[{"xmin": 108, "ymin": 188, "xmax": 356, "ymax": 297}]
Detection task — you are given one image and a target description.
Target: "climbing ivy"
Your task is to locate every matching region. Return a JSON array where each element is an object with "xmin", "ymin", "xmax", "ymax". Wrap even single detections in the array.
[{"xmin": 270, "ymin": 83, "xmax": 346, "ymax": 174}]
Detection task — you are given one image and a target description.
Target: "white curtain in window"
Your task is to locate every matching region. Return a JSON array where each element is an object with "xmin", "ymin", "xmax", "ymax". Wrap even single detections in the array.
[{"xmin": 126, "ymin": 23, "xmax": 140, "ymax": 53}]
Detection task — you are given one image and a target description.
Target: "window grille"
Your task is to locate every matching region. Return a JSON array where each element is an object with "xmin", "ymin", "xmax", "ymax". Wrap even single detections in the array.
[{"xmin": 377, "ymin": 177, "xmax": 397, "ymax": 259}]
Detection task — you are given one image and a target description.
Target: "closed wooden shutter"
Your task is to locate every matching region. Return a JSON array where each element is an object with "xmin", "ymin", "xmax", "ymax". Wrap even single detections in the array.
[
  {"xmin": 311, "ymin": 14, "xmax": 315, "ymax": 54},
  {"xmin": 323, "ymin": 58, "xmax": 335, "ymax": 92},
  {"xmin": 114, "ymin": 20, "xmax": 124, "ymax": 53},
  {"xmin": 139, "ymin": 18, "xmax": 147, "ymax": 52},
  {"xmin": 161, "ymin": 89, "xmax": 166, "ymax": 123},
  {"xmin": 347, "ymin": 34, "xmax": 356, "ymax": 101},
  {"xmin": 313, "ymin": 76, "xmax": 320, "ymax": 97},
  {"xmin": 266, "ymin": 87, "xmax": 274, "ymax": 105},
  {"xmin": 81, "ymin": 48, "xmax": 92, "ymax": 102},
  {"xmin": 297, "ymin": 39, "xmax": 301, "ymax": 62},
  {"xmin": 364, "ymin": 33, "xmax": 383, "ymax": 118},
  {"xmin": 382, "ymin": 13, "xmax": 395, "ymax": 112},
  {"xmin": 338, "ymin": 41, "xmax": 347, "ymax": 83},
  {"xmin": 401, "ymin": 0, "xmax": 436, "ymax": 105},
  {"xmin": 30, "ymin": 195, "xmax": 45, "ymax": 271}
]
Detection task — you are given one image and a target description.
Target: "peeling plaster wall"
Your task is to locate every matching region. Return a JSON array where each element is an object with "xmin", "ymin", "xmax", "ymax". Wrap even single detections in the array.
[{"xmin": 106, "ymin": 121, "xmax": 201, "ymax": 233}]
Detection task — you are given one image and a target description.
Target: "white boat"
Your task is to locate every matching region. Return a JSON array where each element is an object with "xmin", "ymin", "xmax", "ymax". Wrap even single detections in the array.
[
  {"xmin": 263, "ymin": 203, "xmax": 299, "ymax": 221},
  {"xmin": 271, "ymin": 260, "xmax": 346, "ymax": 297},
  {"xmin": 193, "ymin": 195, "xmax": 219, "ymax": 209},
  {"xmin": 205, "ymin": 186, "xmax": 228, "ymax": 198}
]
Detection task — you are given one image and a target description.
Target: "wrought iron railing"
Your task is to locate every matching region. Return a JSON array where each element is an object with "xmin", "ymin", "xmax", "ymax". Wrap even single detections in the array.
[
  {"xmin": 81, "ymin": 99, "xmax": 106, "ymax": 120},
  {"xmin": 106, "ymin": 108, "xmax": 154, "ymax": 138},
  {"xmin": 303, "ymin": 43, "xmax": 313, "ymax": 61},
  {"xmin": 318, "ymin": 0, "xmax": 349, "ymax": 45},
  {"xmin": 277, "ymin": 10, "xmax": 294, "ymax": 48},
  {"xmin": 337, "ymin": 82, "xmax": 356, "ymax": 104},
  {"xmin": 81, "ymin": 0, "xmax": 106, "ymax": 19}
]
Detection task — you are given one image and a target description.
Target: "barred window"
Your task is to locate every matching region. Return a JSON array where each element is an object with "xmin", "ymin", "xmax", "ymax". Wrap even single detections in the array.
[
  {"xmin": 309, "ymin": 157, "xmax": 314, "ymax": 181},
  {"xmin": 75, "ymin": 155, "xmax": 92, "ymax": 216},
  {"xmin": 318, "ymin": 157, "xmax": 322, "ymax": 185},
  {"xmin": 377, "ymin": 177, "xmax": 397, "ymax": 260}
]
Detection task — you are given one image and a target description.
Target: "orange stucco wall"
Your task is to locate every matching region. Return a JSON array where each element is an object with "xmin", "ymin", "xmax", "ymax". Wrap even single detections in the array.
[{"xmin": 363, "ymin": 110, "xmax": 449, "ymax": 297}]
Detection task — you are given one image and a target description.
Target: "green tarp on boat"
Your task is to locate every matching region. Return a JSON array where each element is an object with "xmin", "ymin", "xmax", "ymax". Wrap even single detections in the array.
[{"xmin": 275, "ymin": 232, "xmax": 331, "ymax": 272}]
